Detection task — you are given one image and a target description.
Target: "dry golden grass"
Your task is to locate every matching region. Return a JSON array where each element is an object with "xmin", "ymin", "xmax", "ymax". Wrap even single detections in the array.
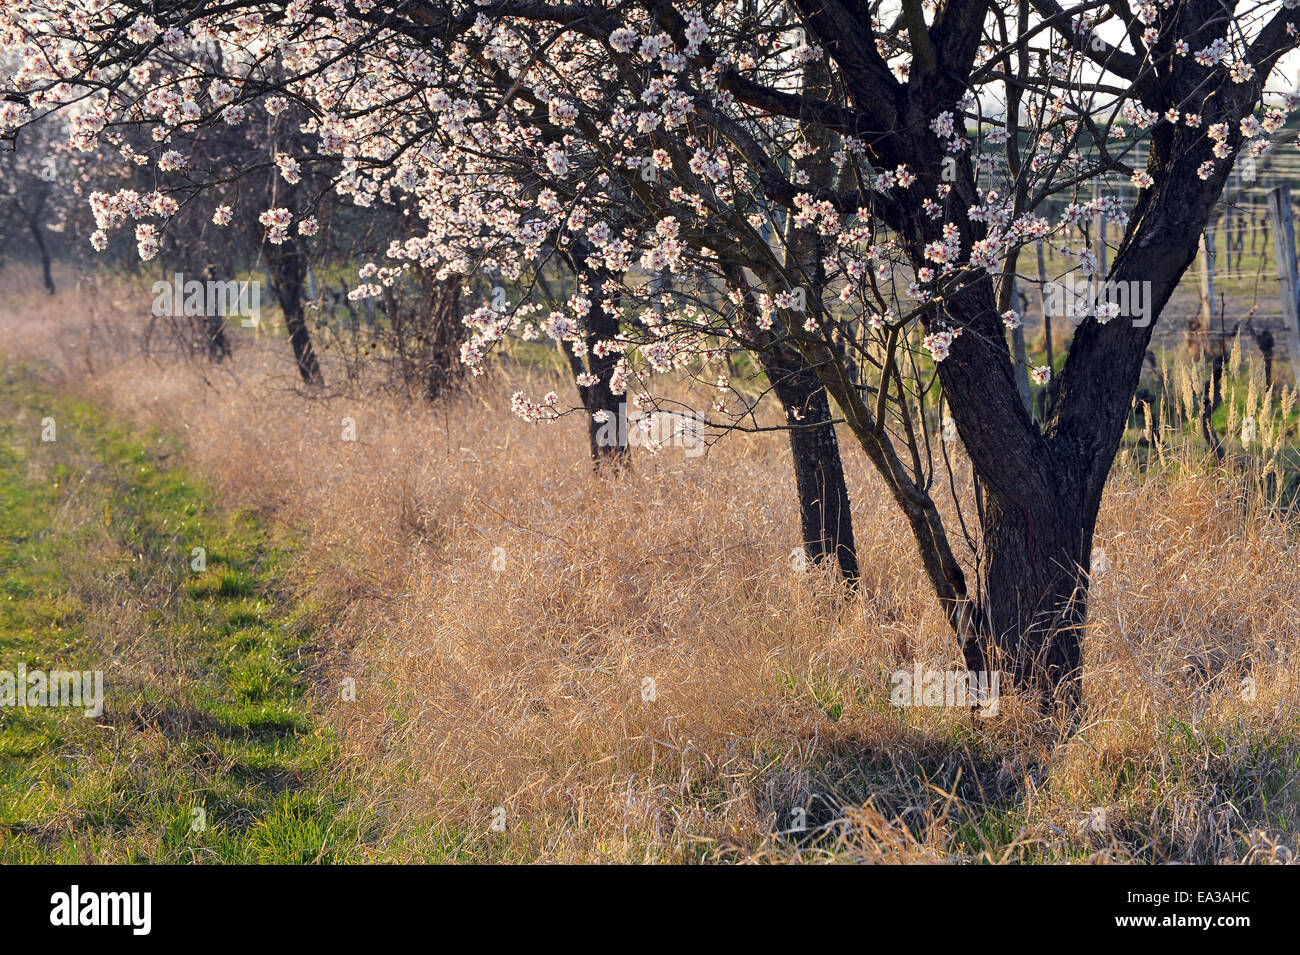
[{"xmin": 2, "ymin": 263, "xmax": 1298, "ymax": 863}]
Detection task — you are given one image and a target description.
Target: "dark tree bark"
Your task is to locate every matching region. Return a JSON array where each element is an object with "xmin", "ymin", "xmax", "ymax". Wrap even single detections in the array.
[
  {"xmin": 564, "ymin": 244, "xmax": 630, "ymax": 469},
  {"xmin": 760, "ymin": 343, "xmax": 860, "ymax": 583},
  {"xmin": 201, "ymin": 263, "xmax": 232, "ymax": 363},
  {"xmin": 424, "ymin": 274, "xmax": 465, "ymax": 401},
  {"xmin": 264, "ymin": 236, "xmax": 323, "ymax": 386}
]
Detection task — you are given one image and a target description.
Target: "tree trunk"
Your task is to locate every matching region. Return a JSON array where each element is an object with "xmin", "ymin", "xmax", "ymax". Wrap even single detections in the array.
[
  {"xmin": 759, "ymin": 345, "xmax": 859, "ymax": 583},
  {"xmin": 203, "ymin": 313, "xmax": 231, "ymax": 362},
  {"xmin": 921, "ymin": 275, "xmax": 1093, "ymax": 709},
  {"xmin": 583, "ymin": 294, "xmax": 629, "ymax": 468},
  {"xmin": 963, "ymin": 484, "xmax": 1091, "ymax": 711},
  {"xmin": 264, "ymin": 239, "xmax": 323, "ymax": 386},
  {"xmin": 783, "ymin": 382, "xmax": 860, "ymax": 583},
  {"xmin": 934, "ymin": 88, "xmax": 1258, "ymax": 709},
  {"xmin": 565, "ymin": 245, "xmax": 630, "ymax": 469},
  {"xmin": 726, "ymin": 263, "xmax": 860, "ymax": 584},
  {"xmin": 28, "ymin": 215, "xmax": 54, "ymax": 295},
  {"xmin": 201, "ymin": 264, "xmax": 231, "ymax": 362},
  {"xmin": 424, "ymin": 275, "xmax": 465, "ymax": 401}
]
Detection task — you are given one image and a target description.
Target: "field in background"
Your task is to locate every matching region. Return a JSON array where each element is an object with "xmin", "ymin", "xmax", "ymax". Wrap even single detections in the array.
[{"xmin": 1, "ymin": 263, "xmax": 1298, "ymax": 863}]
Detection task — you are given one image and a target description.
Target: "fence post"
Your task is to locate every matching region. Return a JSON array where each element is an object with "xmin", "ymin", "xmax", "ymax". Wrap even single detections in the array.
[
  {"xmin": 1009, "ymin": 278, "xmax": 1031, "ymax": 413},
  {"xmin": 1037, "ymin": 239, "xmax": 1054, "ymax": 370},
  {"xmin": 1092, "ymin": 178, "xmax": 1108, "ymax": 276},
  {"xmin": 1198, "ymin": 225, "xmax": 1216, "ymax": 328},
  {"xmin": 1266, "ymin": 185, "xmax": 1300, "ymax": 384}
]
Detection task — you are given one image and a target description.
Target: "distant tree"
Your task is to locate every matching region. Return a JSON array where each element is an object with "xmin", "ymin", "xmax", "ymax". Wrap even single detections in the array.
[{"xmin": 0, "ymin": 116, "xmax": 70, "ymax": 292}]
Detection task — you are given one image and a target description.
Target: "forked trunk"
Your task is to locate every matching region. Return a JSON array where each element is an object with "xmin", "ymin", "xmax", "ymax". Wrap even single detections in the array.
[{"xmin": 935, "ymin": 93, "xmax": 1250, "ymax": 710}]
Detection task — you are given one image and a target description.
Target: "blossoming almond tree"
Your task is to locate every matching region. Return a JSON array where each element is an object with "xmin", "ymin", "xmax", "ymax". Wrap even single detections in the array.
[{"xmin": 4, "ymin": 0, "xmax": 1298, "ymax": 709}]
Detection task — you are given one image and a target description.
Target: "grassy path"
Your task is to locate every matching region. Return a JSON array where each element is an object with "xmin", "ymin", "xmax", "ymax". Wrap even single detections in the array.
[{"xmin": 0, "ymin": 363, "xmax": 364, "ymax": 862}]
